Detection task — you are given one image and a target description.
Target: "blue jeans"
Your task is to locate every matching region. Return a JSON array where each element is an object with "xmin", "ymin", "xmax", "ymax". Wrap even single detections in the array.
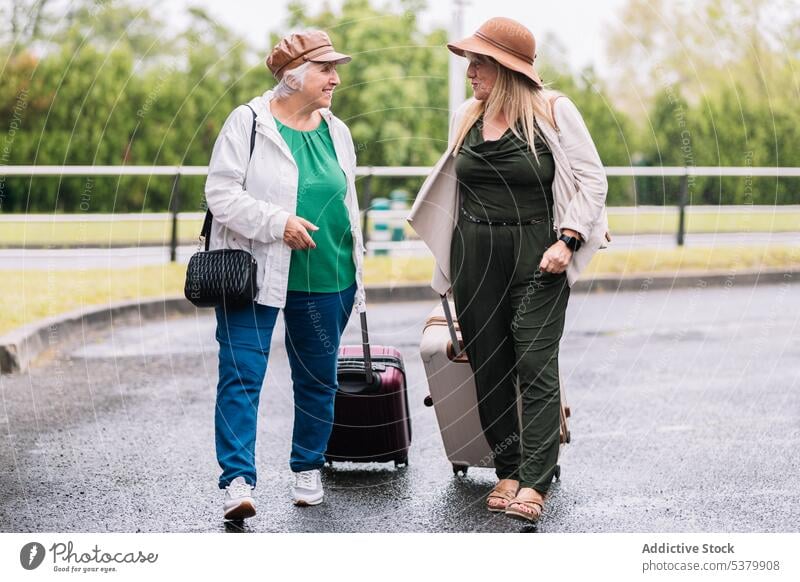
[{"xmin": 214, "ymin": 282, "xmax": 356, "ymax": 489}]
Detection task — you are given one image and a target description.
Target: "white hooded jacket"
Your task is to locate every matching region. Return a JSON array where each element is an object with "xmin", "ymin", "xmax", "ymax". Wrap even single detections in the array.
[{"xmin": 204, "ymin": 89, "xmax": 366, "ymax": 312}]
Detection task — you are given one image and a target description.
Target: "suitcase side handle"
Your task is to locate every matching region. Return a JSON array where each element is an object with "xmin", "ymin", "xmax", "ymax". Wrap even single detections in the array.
[
  {"xmin": 360, "ymin": 311, "xmax": 374, "ymax": 385},
  {"xmin": 440, "ymin": 295, "xmax": 462, "ymax": 359},
  {"xmin": 337, "ymin": 367, "xmax": 383, "ymax": 393}
]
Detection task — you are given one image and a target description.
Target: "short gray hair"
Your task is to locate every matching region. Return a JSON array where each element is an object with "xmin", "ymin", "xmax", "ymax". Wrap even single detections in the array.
[{"xmin": 272, "ymin": 61, "xmax": 313, "ymax": 99}]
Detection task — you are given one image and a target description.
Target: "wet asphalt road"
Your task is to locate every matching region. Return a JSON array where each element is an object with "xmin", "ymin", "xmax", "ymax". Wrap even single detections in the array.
[{"xmin": 1, "ymin": 282, "xmax": 799, "ymax": 533}]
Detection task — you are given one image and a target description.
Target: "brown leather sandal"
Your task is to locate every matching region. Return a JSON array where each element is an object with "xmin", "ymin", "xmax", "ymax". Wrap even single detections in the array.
[
  {"xmin": 486, "ymin": 479, "xmax": 520, "ymax": 513},
  {"xmin": 504, "ymin": 488, "xmax": 545, "ymax": 522}
]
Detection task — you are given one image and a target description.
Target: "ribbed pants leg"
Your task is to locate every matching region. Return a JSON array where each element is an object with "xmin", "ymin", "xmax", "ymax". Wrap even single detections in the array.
[
  {"xmin": 509, "ymin": 223, "xmax": 570, "ymax": 494},
  {"xmin": 451, "ymin": 219, "xmax": 521, "ymax": 480}
]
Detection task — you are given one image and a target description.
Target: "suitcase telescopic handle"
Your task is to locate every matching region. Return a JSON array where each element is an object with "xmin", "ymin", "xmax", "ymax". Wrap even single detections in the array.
[
  {"xmin": 360, "ymin": 311, "xmax": 375, "ymax": 384},
  {"xmin": 440, "ymin": 294, "xmax": 462, "ymax": 359}
]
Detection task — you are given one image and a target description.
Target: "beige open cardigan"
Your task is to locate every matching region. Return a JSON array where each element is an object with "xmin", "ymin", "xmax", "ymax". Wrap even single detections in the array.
[{"xmin": 407, "ymin": 91, "xmax": 610, "ymax": 294}]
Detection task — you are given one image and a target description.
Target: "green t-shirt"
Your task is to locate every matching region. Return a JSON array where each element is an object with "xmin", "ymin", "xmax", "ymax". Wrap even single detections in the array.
[{"xmin": 276, "ymin": 117, "xmax": 356, "ymax": 293}]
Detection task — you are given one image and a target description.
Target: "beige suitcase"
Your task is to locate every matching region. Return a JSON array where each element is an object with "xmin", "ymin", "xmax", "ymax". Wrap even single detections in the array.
[{"xmin": 420, "ymin": 296, "xmax": 571, "ymax": 476}]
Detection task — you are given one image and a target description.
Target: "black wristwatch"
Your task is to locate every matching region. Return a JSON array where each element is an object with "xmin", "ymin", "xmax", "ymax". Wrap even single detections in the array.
[{"xmin": 558, "ymin": 233, "xmax": 582, "ymax": 252}]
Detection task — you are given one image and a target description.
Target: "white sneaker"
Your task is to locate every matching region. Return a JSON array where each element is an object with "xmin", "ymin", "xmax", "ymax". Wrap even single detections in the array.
[
  {"xmin": 223, "ymin": 476, "xmax": 256, "ymax": 520},
  {"xmin": 292, "ymin": 469, "xmax": 323, "ymax": 506}
]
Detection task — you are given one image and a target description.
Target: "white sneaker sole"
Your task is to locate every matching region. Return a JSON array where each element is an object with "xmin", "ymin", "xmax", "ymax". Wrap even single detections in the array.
[
  {"xmin": 293, "ymin": 494, "xmax": 323, "ymax": 507},
  {"xmin": 223, "ymin": 499, "xmax": 256, "ymax": 520}
]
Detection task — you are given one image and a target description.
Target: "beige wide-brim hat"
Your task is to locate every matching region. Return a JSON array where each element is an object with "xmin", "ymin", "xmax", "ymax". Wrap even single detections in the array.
[{"xmin": 447, "ymin": 17, "xmax": 542, "ymax": 86}]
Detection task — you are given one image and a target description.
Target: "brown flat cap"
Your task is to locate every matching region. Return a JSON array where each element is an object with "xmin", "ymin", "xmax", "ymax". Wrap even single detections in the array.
[
  {"xmin": 447, "ymin": 17, "xmax": 542, "ymax": 86},
  {"xmin": 266, "ymin": 30, "xmax": 351, "ymax": 80}
]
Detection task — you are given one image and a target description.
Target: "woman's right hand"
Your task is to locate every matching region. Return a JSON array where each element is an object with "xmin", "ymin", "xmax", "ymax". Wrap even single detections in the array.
[{"xmin": 283, "ymin": 216, "xmax": 319, "ymax": 250}]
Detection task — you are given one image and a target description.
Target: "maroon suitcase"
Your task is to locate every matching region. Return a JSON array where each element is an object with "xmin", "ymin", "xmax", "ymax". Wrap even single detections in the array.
[{"xmin": 325, "ymin": 313, "xmax": 411, "ymax": 467}]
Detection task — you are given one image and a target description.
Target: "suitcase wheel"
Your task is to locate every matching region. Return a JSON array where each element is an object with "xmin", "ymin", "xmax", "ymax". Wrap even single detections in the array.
[
  {"xmin": 452, "ymin": 464, "xmax": 468, "ymax": 476},
  {"xmin": 423, "ymin": 395, "xmax": 433, "ymax": 407},
  {"xmin": 553, "ymin": 464, "xmax": 561, "ymax": 482}
]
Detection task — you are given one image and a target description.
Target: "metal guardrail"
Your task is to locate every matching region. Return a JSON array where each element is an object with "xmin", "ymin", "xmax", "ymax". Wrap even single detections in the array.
[
  {"xmin": 2, "ymin": 165, "xmax": 798, "ymax": 259},
  {"xmin": 3, "ymin": 165, "xmax": 800, "ymax": 177},
  {"xmin": 3, "ymin": 206, "xmax": 799, "ymax": 222}
]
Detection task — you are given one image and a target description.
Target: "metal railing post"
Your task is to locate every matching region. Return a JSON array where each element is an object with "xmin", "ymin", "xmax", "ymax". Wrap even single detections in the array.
[
  {"xmin": 169, "ymin": 172, "xmax": 180, "ymax": 262},
  {"xmin": 677, "ymin": 173, "xmax": 688, "ymax": 246},
  {"xmin": 361, "ymin": 173, "xmax": 373, "ymax": 248}
]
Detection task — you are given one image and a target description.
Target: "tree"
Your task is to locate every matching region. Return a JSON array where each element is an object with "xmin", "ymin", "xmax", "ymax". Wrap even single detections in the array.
[
  {"xmin": 1, "ymin": 0, "xmax": 57, "ymax": 51},
  {"xmin": 284, "ymin": 0, "xmax": 450, "ymax": 188},
  {"xmin": 607, "ymin": 0, "xmax": 800, "ymax": 203},
  {"xmin": 0, "ymin": 0, "xmax": 266, "ymax": 212}
]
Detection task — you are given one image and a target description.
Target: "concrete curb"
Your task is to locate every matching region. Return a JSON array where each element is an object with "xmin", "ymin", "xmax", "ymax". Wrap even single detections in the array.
[
  {"xmin": 572, "ymin": 267, "xmax": 797, "ymax": 293},
  {"xmin": 0, "ymin": 297, "xmax": 198, "ymax": 374},
  {"xmin": 1, "ymin": 268, "xmax": 797, "ymax": 374},
  {"xmin": 367, "ymin": 267, "xmax": 799, "ymax": 299}
]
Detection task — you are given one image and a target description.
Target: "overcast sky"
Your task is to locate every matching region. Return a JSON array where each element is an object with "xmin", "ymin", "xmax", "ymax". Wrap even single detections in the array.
[{"xmin": 165, "ymin": 0, "xmax": 628, "ymax": 74}]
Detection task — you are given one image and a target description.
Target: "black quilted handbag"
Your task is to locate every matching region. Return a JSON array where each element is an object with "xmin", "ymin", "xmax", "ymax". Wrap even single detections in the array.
[{"xmin": 184, "ymin": 104, "xmax": 259, "ymax": 308}]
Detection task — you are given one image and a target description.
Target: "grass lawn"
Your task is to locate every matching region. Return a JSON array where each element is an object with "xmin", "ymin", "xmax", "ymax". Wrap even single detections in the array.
[
  {"xmin": 0, "ymin": 263, "xmax": 187, "ymax": 336},
  {"xmin": 2, "ymin": 207, "xmax": 799, "ymax": 246},
  {"xmin": 607, "ymin": 210, "xmax": 800, "ymax": 234},
  {"xmin": 0, "ymin": 218, "xmax": 205, "ymax": 247},
  {"xmin": 2, "ymin": 245, "xmax": 799, "ymax": 336}
]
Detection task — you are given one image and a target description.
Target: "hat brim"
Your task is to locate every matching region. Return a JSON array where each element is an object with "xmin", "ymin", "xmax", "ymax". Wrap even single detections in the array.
[
  {"xmin": 307, "ymin": 50, "xmax": 352, "ymax": 65},
  {"xmin": 447, "ymin": 35, "xmax": 541, "ymax": 86}
]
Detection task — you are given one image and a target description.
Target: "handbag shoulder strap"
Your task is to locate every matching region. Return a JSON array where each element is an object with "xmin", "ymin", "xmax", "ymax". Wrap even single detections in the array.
[
  {"xmin": 243, "ymin": 104, "xmax": 257, "ymax": 156},
  {"xmin": 200, "ymin": 104, "xmax": 258, "ymax": 251},
  {"xmin": 547, "ymin": 93, "xmax": 566, "ymax": 133}
]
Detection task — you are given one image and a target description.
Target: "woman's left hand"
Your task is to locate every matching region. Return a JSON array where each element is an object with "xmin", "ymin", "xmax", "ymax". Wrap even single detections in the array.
[
  {"xmin": 539, "ymin": 240, "xmax": 573, "ymax": 274},
  {"xmin": 540, "ymin": 229, "xmax": 583, "ymax": 274}
]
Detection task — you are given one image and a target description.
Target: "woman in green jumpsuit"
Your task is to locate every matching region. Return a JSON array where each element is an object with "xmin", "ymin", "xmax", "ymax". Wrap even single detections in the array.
[{"xmin": 446, "ymin": 20, "xmax": 589, "ymax": 523}]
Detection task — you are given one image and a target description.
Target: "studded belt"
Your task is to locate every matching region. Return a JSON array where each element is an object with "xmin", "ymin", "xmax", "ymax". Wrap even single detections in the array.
[{"xmin": 460, "ymin": 205, "xmax": 548, "ymax": 226}]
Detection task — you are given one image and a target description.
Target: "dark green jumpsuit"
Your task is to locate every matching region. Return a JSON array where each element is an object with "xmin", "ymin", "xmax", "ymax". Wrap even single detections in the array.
[{"xmin": 450, "ymin": 117, "xmax": 570, "ymax": 494}]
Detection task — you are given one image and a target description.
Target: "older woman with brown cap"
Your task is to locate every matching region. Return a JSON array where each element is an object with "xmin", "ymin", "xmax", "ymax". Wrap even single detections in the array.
[
  {"xmin": 204, "ymin": 30, "xmax": 366, "ymax": 520},
  {"xmin": 409, "ymin": 17, "xmax": 609, "ymax": 523}
]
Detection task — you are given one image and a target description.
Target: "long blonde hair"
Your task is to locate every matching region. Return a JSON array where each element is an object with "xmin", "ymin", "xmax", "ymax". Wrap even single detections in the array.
[{"xmin": 452, "ymin": 52, "xmax": 556, "ymax": 157}]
